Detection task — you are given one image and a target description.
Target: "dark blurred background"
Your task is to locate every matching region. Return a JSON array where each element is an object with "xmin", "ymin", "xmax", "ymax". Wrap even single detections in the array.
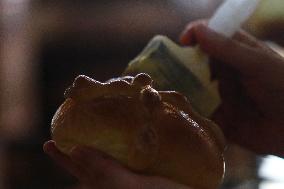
[{"xmin": 0, "ymin": 0, "xmax": 284, "ymax": 188}]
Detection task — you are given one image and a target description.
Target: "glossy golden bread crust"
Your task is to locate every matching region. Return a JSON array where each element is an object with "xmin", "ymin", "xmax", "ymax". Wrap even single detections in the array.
[{"xmin": 51, "ymin": 73, "xmax": 225, "ymax": 189}]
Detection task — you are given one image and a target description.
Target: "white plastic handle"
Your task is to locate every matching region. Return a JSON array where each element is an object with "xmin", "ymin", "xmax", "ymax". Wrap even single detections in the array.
[{"xmin": 208, "ymin": 0, "xmax": 260, "ymax": 37}]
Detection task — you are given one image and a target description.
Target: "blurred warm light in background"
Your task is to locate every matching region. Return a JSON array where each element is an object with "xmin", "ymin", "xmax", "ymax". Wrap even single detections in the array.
[{"xmin": 1, "ymin": 0, "xmax": 39, "ymax": 140}]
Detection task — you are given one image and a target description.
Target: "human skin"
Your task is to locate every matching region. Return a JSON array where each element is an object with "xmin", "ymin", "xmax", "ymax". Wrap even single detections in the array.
[
  {"xmin": 180, "ymin": 20, "xmax": 284, "ymax": 157},
  {"xmin": 43, "ymin": 141, "xmax": 191, "ymax": 189}
]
